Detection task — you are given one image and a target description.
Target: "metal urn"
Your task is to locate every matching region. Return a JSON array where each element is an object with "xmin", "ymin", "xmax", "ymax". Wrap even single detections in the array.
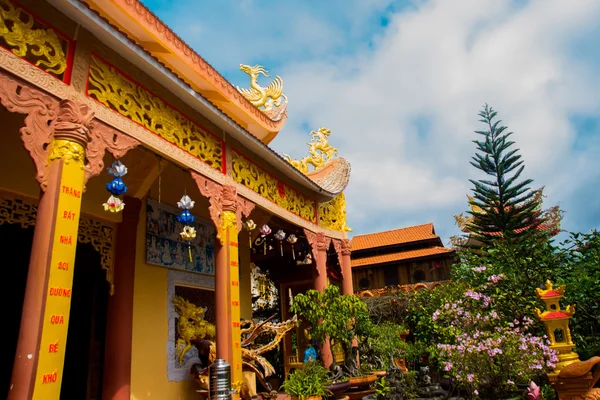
[{"xmin": 209, "ymin": 359, "xmax": 233, "ymax": 400}]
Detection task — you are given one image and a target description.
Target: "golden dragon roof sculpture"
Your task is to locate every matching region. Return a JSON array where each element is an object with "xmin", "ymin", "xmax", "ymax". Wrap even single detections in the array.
[
  {"xmin": 237, "ymin": 64, "xmax": 288, "ymax": 121},
  {"xmin": 283, "ymin": 127, "xmax": 351, "ymax": 196}
]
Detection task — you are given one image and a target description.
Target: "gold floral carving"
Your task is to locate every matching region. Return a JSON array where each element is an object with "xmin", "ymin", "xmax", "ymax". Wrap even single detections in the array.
[
  {"xmin": 0, "ymin": 0, "xmax": 68, "ymax": 77},
  {"xmin": 222, "ymin": 210, "xmax": 237, "ymax": 232},
  {"xmin": 49, "ymin": 138, "xmax": 85, "ymax": 166},
  {"xmin": 0, "ymin": 194, "xmax": 116, "ymax": 293},
  {"xmin": 318, "ymin": 193, "xmax": 351, "ymax": 232},
  {"xmin": 87, "ymin": 56, "xmax": 224, "ymax": 172},
  {"xmin": 231, "ymin": 151, "xmax": 316, "ymax": 223}
]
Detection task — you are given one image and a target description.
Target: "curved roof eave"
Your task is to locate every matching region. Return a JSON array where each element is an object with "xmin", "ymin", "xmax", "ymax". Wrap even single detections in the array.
[{"xmin": 51, "ymin": 0, "xmax": 339, "ymax": 201}]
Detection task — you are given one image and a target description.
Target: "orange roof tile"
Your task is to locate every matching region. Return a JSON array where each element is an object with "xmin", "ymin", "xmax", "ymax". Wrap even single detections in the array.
[
  {"xmin": 351, "ymin": 246, "xmax": 454, "ymax": 268},
  {"xmin": 352, "ymin": 223, "xmax": 439, "ymax": 251}
]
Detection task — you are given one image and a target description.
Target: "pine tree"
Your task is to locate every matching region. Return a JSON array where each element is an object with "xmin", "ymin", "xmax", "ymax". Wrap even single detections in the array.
[{"xmin": 466, "ymin": 104, "xmax": 545, "ymax": 245}]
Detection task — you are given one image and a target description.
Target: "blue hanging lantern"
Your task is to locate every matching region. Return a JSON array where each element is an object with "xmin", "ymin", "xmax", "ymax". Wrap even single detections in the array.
[{"xmin": 103, "ymin": 160, "xmax": 128, "ymax": 213}]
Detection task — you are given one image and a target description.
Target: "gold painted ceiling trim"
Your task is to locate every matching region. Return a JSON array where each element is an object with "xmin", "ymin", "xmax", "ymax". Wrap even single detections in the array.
[{"xmin": 0, "ymin": 48, "xmax": 344, "ymax": 239}]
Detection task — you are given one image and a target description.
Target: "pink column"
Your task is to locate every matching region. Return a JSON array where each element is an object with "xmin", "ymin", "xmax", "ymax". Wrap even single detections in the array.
[
  {"xmin": 304, "ymin": 230, "xmax": 333, "ymax": 367},
  {"xmin": 340, "ymin": 239, "xmax": 353, "ymax": 295}
]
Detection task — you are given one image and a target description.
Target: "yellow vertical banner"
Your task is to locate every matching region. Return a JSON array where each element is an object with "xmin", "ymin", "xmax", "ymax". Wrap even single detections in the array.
[
  {"xmin": 228, "ymin": 224, "xmax": 243, "ymax": 385},
  {"xmin": 32, "ymin": 159, "xmax": 85, "ymax": 399}
]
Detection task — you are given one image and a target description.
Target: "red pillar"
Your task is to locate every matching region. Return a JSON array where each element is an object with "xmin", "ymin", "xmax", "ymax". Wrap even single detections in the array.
[
  {"xmin": 9, "ymin": 100, "xmax": 93, "ymax": 400},
  {"xmin": 102, "ymin": 197, "xmax": 141, "ymax": 400},
  {"xmin": 340, "ymin": 239, "xmax": 353, "ymax": 295},
  {"xmin": 304, "ymin": 230, "xmax": 333, "ymax": 367}
]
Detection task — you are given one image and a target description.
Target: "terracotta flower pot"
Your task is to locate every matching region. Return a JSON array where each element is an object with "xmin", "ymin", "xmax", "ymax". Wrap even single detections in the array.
[
  {"xmin": 348, "ymin": 374, "xmax": 377, "ymax": 388},
  {"xmin": 370, "ymin": 370, "xmax": 386, "ymax": 377}
]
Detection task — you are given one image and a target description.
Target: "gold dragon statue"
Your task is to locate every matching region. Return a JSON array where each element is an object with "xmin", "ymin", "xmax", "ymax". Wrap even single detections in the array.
[
  {"xmin": 283, "ymin": 127, "xmax": 339, "ymax": 173},
  {"xmin": 190, "ymin": 315, "xmax": 298, "ymax": 392},
  {"xmin": 237, "ymin": 64, "xmax": 287, "ymax": 112},
  {"xmin": 173, "ymin": 296, "xmax": 216, "ymax": 365},
  {"xmin": 240, "ymin": 314, "xmax": 298, "ymax": 388}
]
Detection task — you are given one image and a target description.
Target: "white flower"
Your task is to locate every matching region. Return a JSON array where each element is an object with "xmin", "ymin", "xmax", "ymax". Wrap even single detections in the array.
[
  {"xmin": 107, "ymin": 160, "xmax": 128, "ymax": 177},
  {"xmin": 103, "ymin": 195, "xmax": 125, "ymax": 213},
  {"xmin": 177, "ymin": 195, "xmax": 195, "ymax": 210}
]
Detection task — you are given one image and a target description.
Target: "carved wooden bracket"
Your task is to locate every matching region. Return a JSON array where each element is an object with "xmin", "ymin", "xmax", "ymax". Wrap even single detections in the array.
[
  {"xmin": 191, "ymin": 172, "xmax": 255, "ymax": 240},
  {"xmin": 304, "ymin": 229, "xmax": 331, "ymax": 257},
  {"xmin": 341, "ymin": 238, "xmax": 352, "ymax": 256},
  {"xmin": 0, "ymin": 73, "xmax": 140, "ymax": 190},
  {"xmin": 85, "ymin": 121, "xmax": 140, "ymax": 184},
  {"xmin": 332, "ymin": 238, "xmax": 351, "ymax": 278},
  {"xmin": 0, "ymin": 73, "xmax": 58, "ymax": 191}
]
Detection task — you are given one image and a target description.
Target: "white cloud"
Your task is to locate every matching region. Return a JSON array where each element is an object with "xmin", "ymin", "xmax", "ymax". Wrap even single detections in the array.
[
  {"xmin": 266, "ymin": 0, "xmax": 600, "ymax": 240},
  {"xmin": 150, "ymin": 0, "xmax": 600, "ymax": 241}
]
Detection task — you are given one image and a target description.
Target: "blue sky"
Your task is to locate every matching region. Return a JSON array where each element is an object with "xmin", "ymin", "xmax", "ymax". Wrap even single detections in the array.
[{"xmin": 142, "ymin": 0, "xmax": 600, "ymax": 244}]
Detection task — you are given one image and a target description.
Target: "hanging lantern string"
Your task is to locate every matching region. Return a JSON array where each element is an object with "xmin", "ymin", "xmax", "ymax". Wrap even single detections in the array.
[
  {"xmin": 245, "ymin": 220, "xmax": 256, "ymax": 249},
  {"xmin": 274, "ymin": 230, "xmax": 286, "ymax": 257},
  {"xmin": 260, "ymin": 225, "xmax": 271, "ymax": 255},
  {"xmin": 287, "ymin": 234, "xmax": 298, "ymax": 260},
  {"xmin": 158, "ymin": 157, "xmax": 163, "ymax": 204},
  {"xmin": 103, "ymin": 160, "xmax": 128, "ymax": 213},
  {"xmin": 177, "ymin": 194, "xmax": 196, "ymax": 263}
]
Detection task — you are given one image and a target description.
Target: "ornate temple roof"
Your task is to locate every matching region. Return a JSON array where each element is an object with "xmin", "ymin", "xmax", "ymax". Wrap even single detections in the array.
[
  {"xmin": 352, "ymin": 223, "xmax": 440, "ymax": 251},
  {"xmin": 351, "ymin": 246, "xmax": 454, "ymax": 268},
  {"xmin": 54, "ymin": 0, "xmax": 348, "ymax": 200},
  {"xmin": 77, "ymin": 0, "xmax": 287, "ymax": 144}
]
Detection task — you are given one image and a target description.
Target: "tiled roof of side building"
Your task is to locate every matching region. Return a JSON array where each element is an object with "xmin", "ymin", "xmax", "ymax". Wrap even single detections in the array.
[
  {"xmin": 351, "ymin": 246, "xmax": 455, "ymax": 268},
  {"xmin": 352, "ymin": 223, "xmax": 439, "ymax": 251}
]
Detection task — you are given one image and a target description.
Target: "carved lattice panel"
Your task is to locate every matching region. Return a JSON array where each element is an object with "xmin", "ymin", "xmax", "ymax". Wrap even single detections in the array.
[{"xmin": 0, "ymin": 194, "xmax": 116, "ymax": 292}]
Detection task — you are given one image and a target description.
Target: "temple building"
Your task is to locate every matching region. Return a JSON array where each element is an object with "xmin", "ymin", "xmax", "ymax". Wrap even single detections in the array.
[
  {"xmin": 0, "ymin": 0, "xmax": 353, "ymax": 399},
  {"xmin": 351, "ymin": 223, "xmax": 455, "ymax": 293}
]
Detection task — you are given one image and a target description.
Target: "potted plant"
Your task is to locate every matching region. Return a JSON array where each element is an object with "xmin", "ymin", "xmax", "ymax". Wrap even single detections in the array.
[
  {"xmin": 281, "ymin": 361, "xmax": 333, "ymax": 400},
  {"xmin": 291, "ymin": 286, "xmax": 373, "ymax": 378}
]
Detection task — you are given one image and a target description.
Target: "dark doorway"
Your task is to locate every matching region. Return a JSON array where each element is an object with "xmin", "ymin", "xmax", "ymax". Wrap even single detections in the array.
[
  {"xmin": 0, "ymin": 219, "xmax": 109, "ymax": 400},
  {"xmin": 1, "ymin": 223, "xmax": 34, "ymax": 398},
  {"xmin": 61, "ymin": 242, "xmax": 109, "ymax": 400}
]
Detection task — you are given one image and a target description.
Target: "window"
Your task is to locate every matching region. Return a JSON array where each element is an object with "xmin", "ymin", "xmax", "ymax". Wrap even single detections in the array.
[
  {"xmin": 358, "ymin": 277, "xmax": 370, "ymax": 290},
  {"xmin": 384, "ymin": 266, "xmax": 399, "ymax": 287},
  {"xmin": 412, "ymin": 269, "xmax": 426, "ymax": 283}
]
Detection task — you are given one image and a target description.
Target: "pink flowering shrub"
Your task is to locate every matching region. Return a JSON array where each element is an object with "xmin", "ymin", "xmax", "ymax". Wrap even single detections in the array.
[{"xmin": 431, "ymin": 271, "xmax": 558, "ymax": 399}]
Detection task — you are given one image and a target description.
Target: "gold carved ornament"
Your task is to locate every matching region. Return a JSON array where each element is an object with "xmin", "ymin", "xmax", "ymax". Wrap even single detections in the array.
[
  {"xmin": 87, "ymin": 56, "xmax": 224, "ymax": 172},
  {"xmin": 0, "ymin": 0, "xmax": 68, "ymax": 76},
  {"xmin": 0, "ymin": 195, "xmax": 116, "ymax": 294},
  {"xmin": 283, "ymin": 128, "xmax": 338, "ymax": 173},
  {"xmin": 49, "ymin": 139, "xmax": 86, "ymax": 168},
  {"xmin": 318, "ymin": 193, "xmax": 352, "ymax": 232},
  {"xmin": 237, "ymin": 64, "xmax": 287, "ymax": 112},
  {"xmin": 231, "ymin": 151, "xmax": 316, "ymax": 223},
  {"xmin": 221, "ymin": 210, "xmax": 237, "ymax": 232}
]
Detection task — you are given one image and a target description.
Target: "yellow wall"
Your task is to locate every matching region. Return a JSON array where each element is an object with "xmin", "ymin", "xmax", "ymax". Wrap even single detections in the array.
[{"xmin": 130, "ymin": 203, "xmax": 199, "ymax": 400}]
